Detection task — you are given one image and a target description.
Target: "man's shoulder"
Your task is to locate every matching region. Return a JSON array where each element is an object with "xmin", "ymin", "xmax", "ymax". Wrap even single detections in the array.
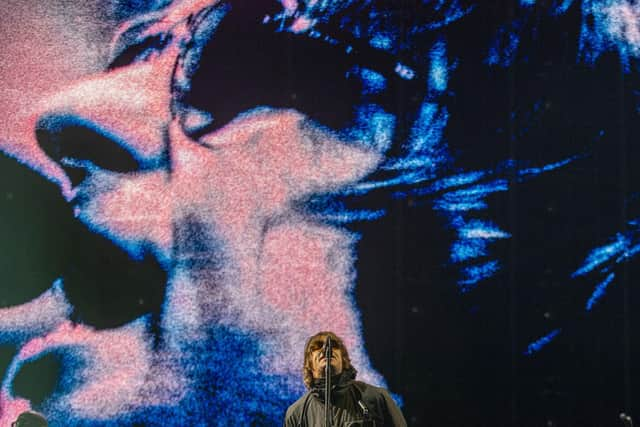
[
  {"xmin": 352, "ymin": 380, "xmax": 388, "ymax": 395},
  {"xmin": 285, "ymin": 391, "xmax": 313, "ymax": 419},
  {"xmin": 351, "ymin": 381, "xmax": 407, "ymax": 426},
  {"xmin": 351, "ymin": 380, "xmax": 397, "ymax": 404}
]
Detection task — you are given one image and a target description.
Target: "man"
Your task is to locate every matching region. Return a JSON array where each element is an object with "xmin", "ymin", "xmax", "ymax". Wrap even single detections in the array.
[{"xmin": 284, "ymin": 331, "xmax": 407, "ymax": 427}]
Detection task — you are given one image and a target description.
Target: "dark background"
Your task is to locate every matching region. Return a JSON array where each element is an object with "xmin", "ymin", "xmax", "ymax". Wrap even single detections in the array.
[{"xmin": 352, "ymin": 2, "xmax": 640, "ymax": 426}]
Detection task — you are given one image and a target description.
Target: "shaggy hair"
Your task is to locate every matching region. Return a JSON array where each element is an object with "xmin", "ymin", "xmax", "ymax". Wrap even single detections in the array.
[{"xmin": 302, "ymin": 331, "xmax": 353, "ymax": 389}]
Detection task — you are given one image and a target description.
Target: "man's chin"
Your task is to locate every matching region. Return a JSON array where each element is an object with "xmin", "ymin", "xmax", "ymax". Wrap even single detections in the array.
[{"xmin": 315, "ymin": 366, "xmax": 342, "ymax": 378}]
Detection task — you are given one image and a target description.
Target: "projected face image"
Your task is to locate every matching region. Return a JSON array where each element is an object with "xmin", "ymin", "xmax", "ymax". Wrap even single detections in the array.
[
  {"xmin": 0, "ymin": 0, "xmax": 400, "ymax": 425},
  {"xmin": 3, "ymin": 0, "xmax": 640, "ymax": 425}
]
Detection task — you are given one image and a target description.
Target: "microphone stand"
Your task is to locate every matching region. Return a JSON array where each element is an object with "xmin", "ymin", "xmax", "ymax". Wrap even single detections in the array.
[{"xmin": 325, "ymin": 336, "xmax": 332, "ymax": 427}]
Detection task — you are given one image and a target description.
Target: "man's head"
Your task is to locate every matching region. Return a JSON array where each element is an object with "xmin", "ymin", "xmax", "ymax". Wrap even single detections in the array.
[
  {"xmin": 11, "ymin": 411, "xmax": 48, "ymax": 427},
  {"xmin": 302, "ymin": 331, "xmax": 353, "ymax": 388}
]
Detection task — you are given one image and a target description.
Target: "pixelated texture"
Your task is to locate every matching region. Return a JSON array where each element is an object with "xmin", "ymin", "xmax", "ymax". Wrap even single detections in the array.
[{"xmin": 0, "ymin": 0, "xmax": 639, "ymax": 425}]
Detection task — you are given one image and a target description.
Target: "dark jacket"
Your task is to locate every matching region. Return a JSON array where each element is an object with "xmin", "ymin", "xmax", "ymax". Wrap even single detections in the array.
[{"xmin": 283, "ymin": 369, "xmax": 407, "ymax": 427}]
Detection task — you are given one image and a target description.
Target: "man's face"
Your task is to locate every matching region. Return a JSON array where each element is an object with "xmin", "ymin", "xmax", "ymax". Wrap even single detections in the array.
[{"xmin": 309, "ymin": 338, "xmax": 344, "ymax": 379}]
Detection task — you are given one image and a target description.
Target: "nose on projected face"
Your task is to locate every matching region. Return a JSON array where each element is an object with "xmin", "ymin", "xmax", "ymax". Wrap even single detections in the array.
[
  {"xmin": 29, "ymin": 43, "xmax": 179, "ymax": 275},
  {"xmin": 35, "ymin": 115, "xmax": 141, "ymax": 186},
  {"xmin": 33, "ymin": 51, "xmax": 176, "ymax": 187}
]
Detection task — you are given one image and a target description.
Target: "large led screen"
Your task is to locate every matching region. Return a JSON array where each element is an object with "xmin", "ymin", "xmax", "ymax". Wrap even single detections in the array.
[{"xmin": 1, "ymin": 1, "xmax": 640, "ymax": 425}]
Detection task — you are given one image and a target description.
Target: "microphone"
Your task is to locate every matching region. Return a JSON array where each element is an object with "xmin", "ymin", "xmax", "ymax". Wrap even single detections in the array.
[
  {"xmin": 324, "ymin": 336, "xmax": 332, "ymax": 427},
  {"xmin": 620, "ymin": 412, "xmax": 633, "ymax": 427},
  {"xmin": 324, "ymin": 336, "xmax": 333, "ymax": 376}
]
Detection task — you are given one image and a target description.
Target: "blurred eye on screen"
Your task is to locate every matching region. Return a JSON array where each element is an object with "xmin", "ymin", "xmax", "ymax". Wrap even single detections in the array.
[{"xmin": 181, "ymin": 5, "xmax": 402, "ymax": 137}]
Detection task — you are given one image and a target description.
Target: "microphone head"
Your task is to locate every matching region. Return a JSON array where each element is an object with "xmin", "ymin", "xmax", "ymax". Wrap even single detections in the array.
[
  {"xmin": 324, "ymin": 337, "xmax": 333, "ymax": 376},
  {"xmin": 324, "ymin": 336, "xmax": 333, "ymax": 356}
]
